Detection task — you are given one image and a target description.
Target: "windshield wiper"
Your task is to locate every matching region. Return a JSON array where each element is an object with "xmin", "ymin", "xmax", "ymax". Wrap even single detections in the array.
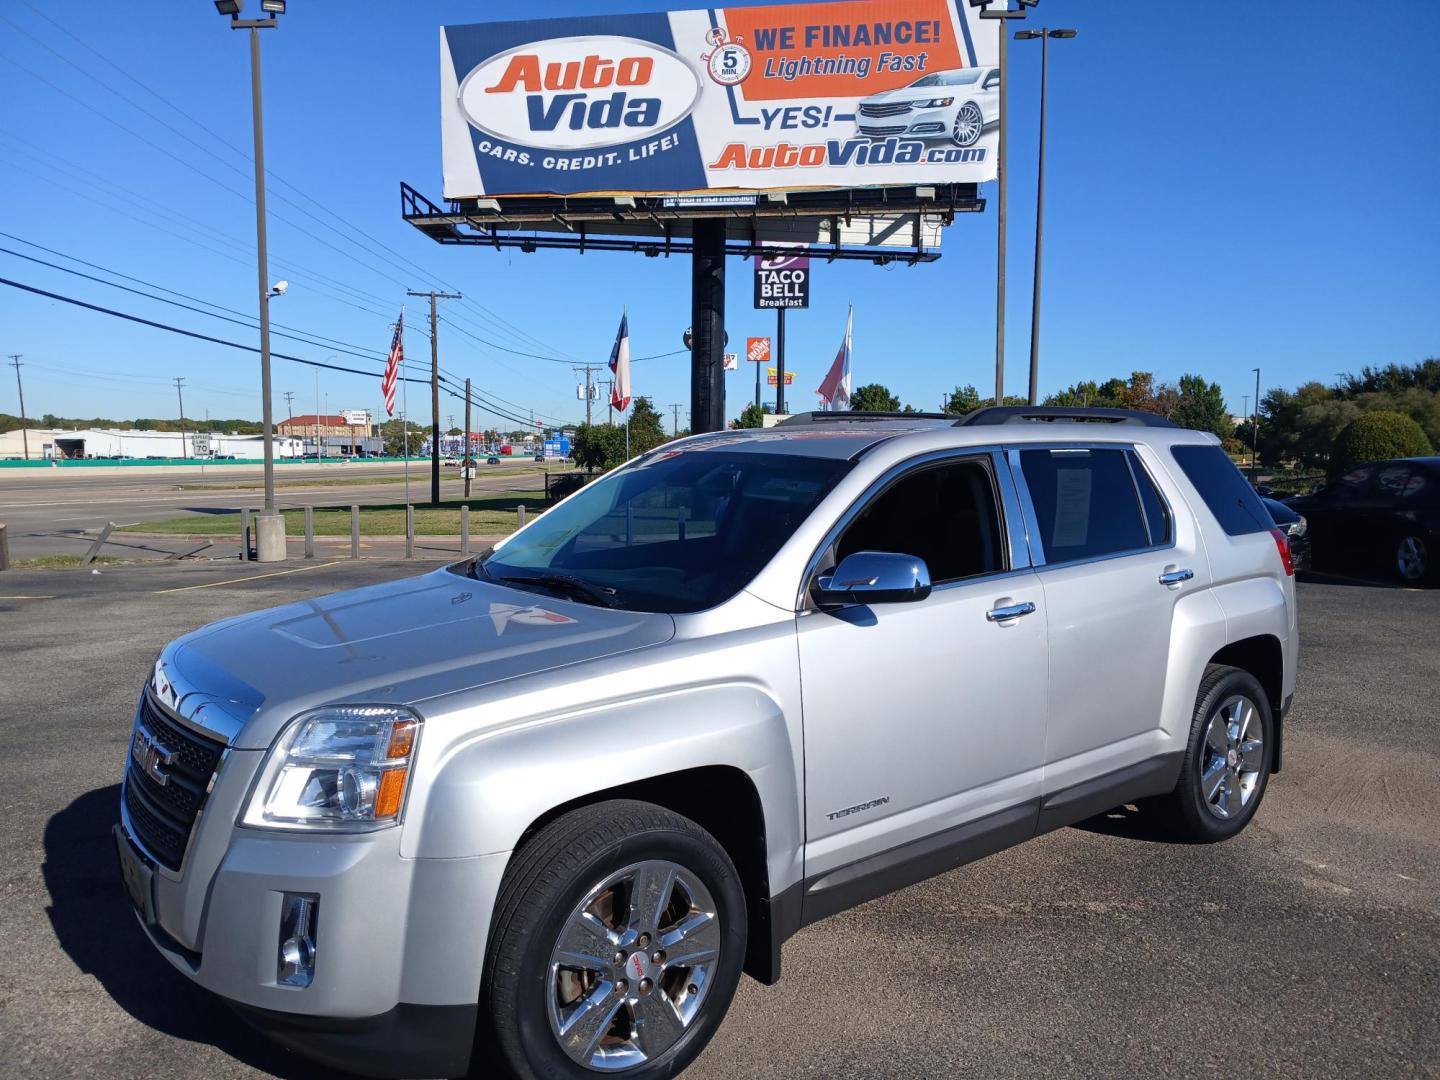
[{"xmin": 494, "ymin": 572, "xmax": 621, "ymax": 609}]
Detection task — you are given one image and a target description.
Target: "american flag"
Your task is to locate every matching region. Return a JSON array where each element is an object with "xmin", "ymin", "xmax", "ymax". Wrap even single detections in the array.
[{"xmin": 381, "ymin": 310, "xmax": 403, "ymax": 416}]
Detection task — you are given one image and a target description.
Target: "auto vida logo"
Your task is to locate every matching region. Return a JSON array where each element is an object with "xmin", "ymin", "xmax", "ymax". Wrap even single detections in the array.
[{"xmin": 458, "ymin": 36, "xmax": 702, "ymax": 151}]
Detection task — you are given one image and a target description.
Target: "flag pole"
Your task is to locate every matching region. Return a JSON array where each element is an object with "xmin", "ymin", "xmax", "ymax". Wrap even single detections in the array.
[{"xmin": 400, "ymin": 307, "xmax": 410, "ymax": 506}]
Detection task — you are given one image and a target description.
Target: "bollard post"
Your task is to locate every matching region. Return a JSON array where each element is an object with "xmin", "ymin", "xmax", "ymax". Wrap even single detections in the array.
[
  {"xmin": 350, "ymin": 505, "xmax": 360, "ymax": 559},
  {"xmin": 518, "ymin": 504, "xmax": 527, "ymax": 528},
  {"xmin": 304, "ymin": 506, "xmax": 314, "ymax": 559},
  {"xmin": 0, "ymin": 523, "xmax": 8, "ymax": 571},
  {"xmin": 240, "ymin": 508, "xmax": 252, "ymax": 562},
  {"xmin": 405, "ymin": 505, "xmax": 415, "ymax": 559},
  {"xmin": 460, "ymin": 505, "xmax": 470, "ymax": 557}
]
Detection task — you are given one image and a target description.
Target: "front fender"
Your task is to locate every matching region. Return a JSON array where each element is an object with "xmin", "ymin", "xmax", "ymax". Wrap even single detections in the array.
[{"xmin": 402, "ymin": 681, "xmax": 802, "ymax": 894}]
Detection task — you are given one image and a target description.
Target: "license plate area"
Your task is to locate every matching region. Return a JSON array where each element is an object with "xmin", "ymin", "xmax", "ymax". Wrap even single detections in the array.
[{"xmin": 114, "ymin": 822, "xmax": 156, "ymax": 926}]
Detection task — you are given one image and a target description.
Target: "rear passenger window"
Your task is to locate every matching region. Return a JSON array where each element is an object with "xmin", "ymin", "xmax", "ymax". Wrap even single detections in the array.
[
  {"xmin": 1170, "ymin": 445, "xmax": 1273, "ymax": 536},
  {"xmin": 1019, "ymin": 448, "xmax": 1154, "ymax": 562}
]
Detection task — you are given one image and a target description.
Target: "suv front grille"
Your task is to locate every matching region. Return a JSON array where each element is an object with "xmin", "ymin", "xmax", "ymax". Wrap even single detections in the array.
[{"xmin": 123, "ymin": 691, "xmax": 226, "ymax": 872}]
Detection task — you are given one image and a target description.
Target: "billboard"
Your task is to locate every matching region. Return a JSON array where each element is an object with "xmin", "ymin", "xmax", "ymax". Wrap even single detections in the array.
[{"xmin": 440, "ymin": 1, "xmax": 999, "ymax": 199}]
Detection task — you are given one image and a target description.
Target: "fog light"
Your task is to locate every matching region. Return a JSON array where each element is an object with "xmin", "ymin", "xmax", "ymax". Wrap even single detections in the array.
[{"xmin": 278, "ymin": 893, "xmax": 318, "ymax": 987}]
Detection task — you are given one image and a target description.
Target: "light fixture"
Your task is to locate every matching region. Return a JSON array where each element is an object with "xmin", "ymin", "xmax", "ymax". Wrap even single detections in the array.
[
  {"xmin": 270, "ymin": 279, "xmax": 289, "ymax": 297},
  {"xmin": 1049, "ymin": 28, "xmax": 1077, "ymax": 38},
  {"xmin": 259, "ymin": 0, "xmax": 287, "ymax": 13},
  {"xmin": 213, "ymin": 0, "xmax": 242, "ymax": 14}
]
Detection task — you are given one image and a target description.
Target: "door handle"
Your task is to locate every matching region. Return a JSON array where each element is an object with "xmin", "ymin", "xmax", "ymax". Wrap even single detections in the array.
[
  {"xmin": 986, "ymin": 601, "xmax": 1036, "ymax": 623},
  {"xmin": 1159, "ymin": 568, "xmax": 1195, "ymax": 586}
]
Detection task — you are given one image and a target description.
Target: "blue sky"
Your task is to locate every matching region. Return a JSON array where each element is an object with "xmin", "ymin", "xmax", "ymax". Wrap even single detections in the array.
[{"xmin": 2, "ymin": 0, "xmax": 1437, "ymax": 432}]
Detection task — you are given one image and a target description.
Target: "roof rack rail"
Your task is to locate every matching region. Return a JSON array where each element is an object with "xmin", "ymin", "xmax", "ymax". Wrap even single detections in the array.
[
  {"xmin": 955, "ymin": 406, "xmax": 1178, "ymax": 429},
  {"xmin": 777, "ymin": 411, "xmax": 953, "ymax": 426}
]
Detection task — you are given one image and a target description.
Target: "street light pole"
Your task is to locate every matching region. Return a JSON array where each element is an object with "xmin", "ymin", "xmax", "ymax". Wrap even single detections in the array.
[
  {"xmin": 972, "ymin": 0, "xmax": 1037, "ymax": 407},
  {"xmin": 220, "ymin": 0, "xmax": 288, "ymax": 560},
  {"xmin": 1251, "ymin": 367, "xmax": 1261, "ymax": 482},
  {"xmin": 1014, "ymin": 27, "xmax": 1076, "ymax": 406}
]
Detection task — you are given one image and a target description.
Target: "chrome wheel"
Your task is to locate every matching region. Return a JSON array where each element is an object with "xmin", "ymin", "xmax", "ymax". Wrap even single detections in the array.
[
  {"xmin": 1397, "ymin": 536, "xmax": 1428, "ymax": 582},
  {"xmin": 951, "ymin": 102, "xmax": 984, "ymax": 146},
  {"xmin": 1199, "ymin": 694, "xmax": 1265, "ymax": 820},
  {"xmin": 547, "ymin": 860, "xmax": 721, "ymax": 1072}
]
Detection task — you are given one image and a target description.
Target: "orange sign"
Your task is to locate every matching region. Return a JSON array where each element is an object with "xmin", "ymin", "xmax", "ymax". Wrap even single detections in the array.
[
  {"xmin": 766, "ymin": 367, "xmax": 796, "ymax": 386},
  {"xmin": 747, "ymin": 336, "xmax": 772, "ymax": 363}
]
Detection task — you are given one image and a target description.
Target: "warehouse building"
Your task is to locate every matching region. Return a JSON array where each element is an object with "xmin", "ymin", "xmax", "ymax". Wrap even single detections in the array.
[{"xmin": 41, "ymin": 429, "xmax": 304, "ymax": 460}]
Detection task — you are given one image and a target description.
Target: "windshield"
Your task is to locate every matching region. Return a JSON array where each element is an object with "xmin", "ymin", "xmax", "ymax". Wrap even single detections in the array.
[
  {"xmin": 910, "ymin": 69, "xmax": 982, "ymax": 88},
  {"xmin": 474, "ymin": 448, "xmax": 852, "ymax": 614}
]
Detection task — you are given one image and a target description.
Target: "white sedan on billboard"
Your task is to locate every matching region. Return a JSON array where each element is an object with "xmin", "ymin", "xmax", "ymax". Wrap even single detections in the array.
[{"xmin": 856, "ymin": 67, "xmax": 1000, "ymax": 147}]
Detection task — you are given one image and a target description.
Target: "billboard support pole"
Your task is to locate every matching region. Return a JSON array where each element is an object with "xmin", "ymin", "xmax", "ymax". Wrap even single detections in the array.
[
  {"xmin": 775, "ymin": 307, "xmax": 787, "ymax": 416},
  {"xmin": 464, "ymin": 377, "xmax": 472, "ymax": 500},
  {"xmin": 691, "ymin": 220, "xmax": 726, "ymax": 434},
  {"xmin": 754, "ymin": 340, "xmax": 762, "ymax": 411}
]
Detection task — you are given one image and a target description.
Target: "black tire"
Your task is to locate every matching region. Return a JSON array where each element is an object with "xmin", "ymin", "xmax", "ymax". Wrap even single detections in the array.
[
  {"xmin": 1155, "ymin": 665, "xmax": 1274, "ymax": 842},
  {"xmin": 477, "ymin": 800, "xmax": 747, "ymax": 1080}
]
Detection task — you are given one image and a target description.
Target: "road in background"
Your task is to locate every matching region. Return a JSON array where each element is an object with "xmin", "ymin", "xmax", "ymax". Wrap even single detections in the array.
[
  {"xmin": 0, "ymin": 565, "xmax": 1434, "ymax": 1078},
  {"xmin": 0, "ymin": 462, "xmax": 559, "ymax": 562}
]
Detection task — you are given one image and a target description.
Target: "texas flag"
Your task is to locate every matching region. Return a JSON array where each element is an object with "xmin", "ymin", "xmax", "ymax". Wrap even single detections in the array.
[
  {"xmin": 609, "ymin": 311, "xmax": 631, "ymax": 412},
  {"xmin": 816, "ymin": 305, "xmax": 853, "ymax": 412}
]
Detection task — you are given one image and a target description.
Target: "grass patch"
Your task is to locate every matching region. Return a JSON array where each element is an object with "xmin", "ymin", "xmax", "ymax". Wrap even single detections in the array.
[
  {"xmin": 13, "ymin": 554, "xmax": 124, "ymax": 569},
  {"xmin": 118, "ymin": 492, "xmax": 548, "ymax": 537}
]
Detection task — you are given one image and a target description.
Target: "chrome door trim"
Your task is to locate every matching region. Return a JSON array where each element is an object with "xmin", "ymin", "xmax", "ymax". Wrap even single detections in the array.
[
  {"xmin": 795, "ymin": 447, "xmax": 1030, "ymax": 612},
  {"xmin": 986, "ymin": 601, "xmax": 1037, "ymax": 622},
  {"xmin": 1158, "ymin": 568, "xmax": 1195, "ymax": 585}
]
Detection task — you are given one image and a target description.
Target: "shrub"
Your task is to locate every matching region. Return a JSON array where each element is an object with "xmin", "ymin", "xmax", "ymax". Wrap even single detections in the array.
[{"xmin": 1330, "ymin": 411, "xmax": 1433, "ymax": 476}]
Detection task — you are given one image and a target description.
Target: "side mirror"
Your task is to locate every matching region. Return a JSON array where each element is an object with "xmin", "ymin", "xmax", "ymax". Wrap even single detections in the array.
[{"xmin": 814, "ymin": 551, "xmax": 932, "ymax": 608}]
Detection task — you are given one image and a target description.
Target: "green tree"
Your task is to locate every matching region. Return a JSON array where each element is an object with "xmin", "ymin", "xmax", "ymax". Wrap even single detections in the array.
[
  {"xmin": 1330, "ymin": 411, "xmax": 1433, "ymax": 476},
  {"xmin": 1168, "ymin": 374, "xmax": 1232, "ymax": 438},
  {"xmin": 734, "ymin": 403, "xmax": 766, "ymax": 429},
  {"xmin": 379, "ymin": 418, "xmax": 426, "ymax": 456},
  {"xmin": 572, "ymin": 396, "xmax": 669, "ymax": 472},
  {"xmin": 848, "ymin": 383, "xmax": 902, "ymax": 412},
  {"xmin": 943, "ymin": 385, "xmax": 982, "ymax": 415}
]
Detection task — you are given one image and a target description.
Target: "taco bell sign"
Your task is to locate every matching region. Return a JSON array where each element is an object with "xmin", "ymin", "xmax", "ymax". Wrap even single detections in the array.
[
  {"xmin": 439, "ymin": 1, "xmax": 999, "ymax": 199},
  {"xmin": 755, "ymin": 252, "xmax": 810, "ymax": 309}
]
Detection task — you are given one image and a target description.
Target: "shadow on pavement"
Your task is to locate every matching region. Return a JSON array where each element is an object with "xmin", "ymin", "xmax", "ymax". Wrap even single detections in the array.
[
  {"xmin": 42, "ymin": 785, "xmax": 345, "ymax": 1080},
  {"xmin": 1071, "ymin": 801, "xmax": 1192, "ymax": 844}
]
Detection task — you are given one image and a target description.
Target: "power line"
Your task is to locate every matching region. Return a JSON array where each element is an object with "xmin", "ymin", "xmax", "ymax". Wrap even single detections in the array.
[{"xmin": 6, "ymin": 1, "xmax": 582, "ymax": 361}]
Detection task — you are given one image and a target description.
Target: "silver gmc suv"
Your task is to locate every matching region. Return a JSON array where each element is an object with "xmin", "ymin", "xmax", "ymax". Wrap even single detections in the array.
[{"xmin": 115, "ymin": 407, "xmax": 1298, "ymax": 1079}]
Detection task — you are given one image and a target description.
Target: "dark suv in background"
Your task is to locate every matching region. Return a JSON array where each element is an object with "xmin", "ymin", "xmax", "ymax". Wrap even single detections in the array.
[{"xmin": 1287, "ymin": 457, "xmax": 1439, "ymax": 584}]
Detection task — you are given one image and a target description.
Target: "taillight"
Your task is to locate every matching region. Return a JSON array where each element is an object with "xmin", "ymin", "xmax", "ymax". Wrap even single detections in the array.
[{"xmin": 1270, "ymin": 526, "xmax": 1295, "ymax": 576}]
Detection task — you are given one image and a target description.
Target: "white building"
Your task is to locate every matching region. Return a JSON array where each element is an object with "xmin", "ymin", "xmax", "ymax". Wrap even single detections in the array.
[
  {"xmin": 46, "ymin": 429, "xmax": 303, "ymax": 460},
  {"xmin": 0, "ymin": 428, "xmax": 62, "ymax": 460}
]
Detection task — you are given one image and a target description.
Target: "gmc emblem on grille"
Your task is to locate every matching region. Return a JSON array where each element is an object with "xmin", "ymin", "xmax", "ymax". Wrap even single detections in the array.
[{"xmin": 131, "ymin": 725, "xmax": 177, "ymax": 787}]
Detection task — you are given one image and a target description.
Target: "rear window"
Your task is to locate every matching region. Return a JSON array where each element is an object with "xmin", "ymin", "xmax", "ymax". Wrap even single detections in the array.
[{"xmin": 1170, "ymin": 445, "xmax": 1273, "ymax": 536}]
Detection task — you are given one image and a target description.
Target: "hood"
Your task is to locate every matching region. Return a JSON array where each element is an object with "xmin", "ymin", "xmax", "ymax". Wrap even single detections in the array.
[
  {"xmin": 862, "ymin": 86, "xmax": 949, "ymax": 106},
  {"xmin": 162, "ymin": 566, "xmax": 675, "ymax": 750}
]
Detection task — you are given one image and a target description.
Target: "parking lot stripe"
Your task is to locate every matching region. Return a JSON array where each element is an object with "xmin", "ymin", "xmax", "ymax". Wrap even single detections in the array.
[
  {"xmin": 154, "ymin": 561, "xmax": 345, "ymax": 594},
  {"xmin": 0, "ymin": 595, "xmax": 56, "ymax": 600}
]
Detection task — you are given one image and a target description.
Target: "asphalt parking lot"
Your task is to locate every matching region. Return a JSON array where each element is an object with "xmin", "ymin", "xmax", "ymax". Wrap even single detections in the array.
[{"xmin": 1, "ymin": 561, "xmax": 1436, "ymax": 1079}]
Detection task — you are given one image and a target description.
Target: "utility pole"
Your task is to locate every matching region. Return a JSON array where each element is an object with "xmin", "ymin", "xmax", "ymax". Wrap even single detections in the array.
[
  {"xmin": 669, "ymin": 403, "xmax": 682, "ymax": 435},
  {"xmin": 573, "ymin": 365, "xmax": 602, "ymax": 426},
  {"xmin": 283, "ymin": 391, "xmax": 295, "ymax": 422},
  {"xmin": 173, "ymin": 377, "xmax": 188, "ymax": 459},
  {"xmin": 7, "ymin": 355, "xmax": 27, "ymax": 460},
  {"xmin": 406, "ymin": 289, "xmax": 462, "ymax": 506},
  {"xmin": 463, "ymin": 377, "xmax": 473, "ymax": 499}
]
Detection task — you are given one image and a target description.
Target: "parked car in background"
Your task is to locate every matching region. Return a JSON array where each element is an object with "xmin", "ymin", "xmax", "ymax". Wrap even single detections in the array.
[
  {"xmin": 1261, "ymin": 497, "xmax": 1310, "ymax": 572},
  {"xmin": 856, "ymin": 66, "xmax": 999, "ymax": 147},
  {"xmin": 1286, "ymin": 457, "xmax": 1438, "ymax": 584},
  {"xmin": 486, "ymin": 455, "xmax": 502, "ymax": 465},
  {"xmin": 533, "ymin": 453, "xmax": 546, "ymax": 462}
]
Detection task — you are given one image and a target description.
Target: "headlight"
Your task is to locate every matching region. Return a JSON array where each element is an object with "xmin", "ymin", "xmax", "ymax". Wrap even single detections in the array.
[
  {"xmin": 243, "ymin": 705, "xmax": 421, "ymax": 832},
  {"xmin": 914, "ymin": 97, "xmax": 954, "ymax": 108},
  {"xmin": 1287, "ymin": 515, "xmax": 1308, "ymax": 538}
]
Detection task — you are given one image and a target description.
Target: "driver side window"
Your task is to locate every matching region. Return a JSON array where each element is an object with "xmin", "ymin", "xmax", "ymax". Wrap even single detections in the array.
[{"xmin": 833, "ymin": 457, "xmax": 1005, "ymax": 585}]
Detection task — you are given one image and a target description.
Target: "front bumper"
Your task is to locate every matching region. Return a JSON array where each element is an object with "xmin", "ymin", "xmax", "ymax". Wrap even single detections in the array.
[{"xmin": 119, "ymin": 778, "xmax": 510, "ymax": 1076}]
